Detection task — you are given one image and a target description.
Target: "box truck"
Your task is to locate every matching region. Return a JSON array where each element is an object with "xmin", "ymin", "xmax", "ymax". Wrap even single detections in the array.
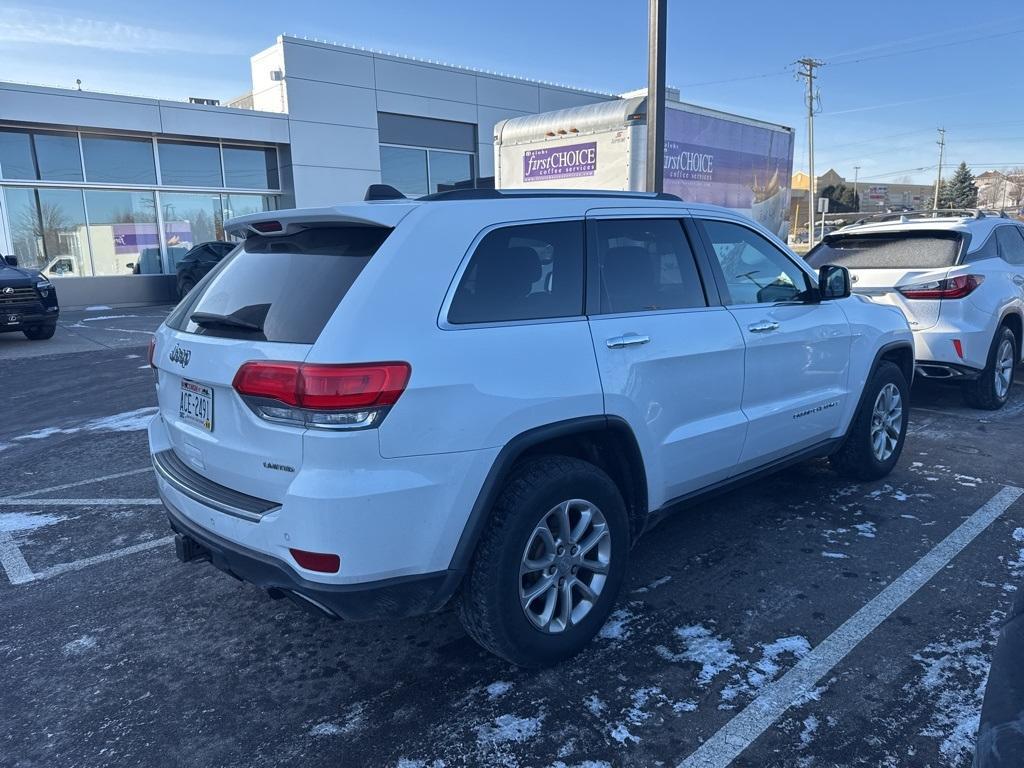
[{"xmin": 494, "ymin": 96, "xmax": 795, "ymax": 238}]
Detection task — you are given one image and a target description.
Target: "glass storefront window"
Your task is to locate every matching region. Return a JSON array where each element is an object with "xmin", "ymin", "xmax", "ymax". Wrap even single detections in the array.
[
  {"xmin": 160, "ymin": 192, "xmax": 224, "ymax": 271},
  {"xmin": 0, "ymin": 130, "xmax": 35, "ymax": 180},
  {"xmin": 380, "ymin": 146, "xmax": 428, "ymax": 198},
  {"xmin": 158, "ymin": 140, "xmax": 223, "ymax": 187},
  {"xmin": 82, "ymin": 134, "xmax": 157, "ymax": 185},
  {"xmin": 34, "ymin": 132, "xmax": 84, "ymax": 182},
  {"xmin": 84, "ymin": 190, "xmax": 159, "ymax": 275},
  {"xmin": 3, "ymin": 187, "xmax": 91, "ymax": 276},
  {"xmin": 428, "ymin": 150, "xmax": 474, "ymax": 194},
  {"xmin": 223, "ymin": 146, "xmax": 279, "ymax": 189}
]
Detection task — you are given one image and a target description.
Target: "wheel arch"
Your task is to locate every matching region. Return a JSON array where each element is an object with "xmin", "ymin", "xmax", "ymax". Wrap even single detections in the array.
[
  {"xmin": 844, "ymin": 340, "xmax": 914, "ymax": 440},
  {"xmin": 447, "ymin": 416, "xmax": 649, "ymax": 577},
  {"xmin": 998, "ymin": 309, "xmax": 1023, "ymax": 360}
]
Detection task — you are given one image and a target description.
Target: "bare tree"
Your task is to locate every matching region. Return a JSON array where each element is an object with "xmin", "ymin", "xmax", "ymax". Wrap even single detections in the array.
[{"xmin": 1005, "ymin": 167, "xmax": 1024, "ymax": 211}]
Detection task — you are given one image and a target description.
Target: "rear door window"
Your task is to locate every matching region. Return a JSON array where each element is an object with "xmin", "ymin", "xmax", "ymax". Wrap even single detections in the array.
[
  {"xmin": 447, "ymin": 221, "xmax": 584, "ymax": 324},
  {"xmin": 807, "ymin": 231, "xmax": 963, "ymax": 269},
  {"xmin": 167, "ymin": 225, "xmax": 390, "ymax": 343},
  {"xmin": 995, "ymin": 226, "xmax": 1024, "ymax": 266},
  {"xmin": 592, "ymin": 218, "xmax": 707, "ymax": 314}
]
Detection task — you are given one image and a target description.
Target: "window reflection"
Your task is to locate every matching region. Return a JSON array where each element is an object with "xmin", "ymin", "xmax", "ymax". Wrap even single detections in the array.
[
  {"xmin": 3, "ymin": 187, "xmax": 91, "ymax": 277},
  {"xmin": 82, "ymin": 134, "xmax": 156, "ymax": 184},
  {"xmin": 84, "ymin": 190, "xmax": 159, "ymax": 275},
  {"xmin": 160, "ymin": 192, "xmax": 224, "ymax": 271}
]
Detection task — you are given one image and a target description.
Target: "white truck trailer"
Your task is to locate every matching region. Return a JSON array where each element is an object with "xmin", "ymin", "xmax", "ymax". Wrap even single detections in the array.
[{"xmin": 494, "ymin": 96, "xmax": 795, "ymax": 238}]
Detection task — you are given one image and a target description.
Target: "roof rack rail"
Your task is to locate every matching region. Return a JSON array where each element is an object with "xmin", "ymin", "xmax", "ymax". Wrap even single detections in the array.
[
  {"xmin": 848, "ymin": 208, "xmax": 1009, "ymax": 226},
  {"xmin": 417, "ymin": 188, "xmax": 683, "ymax": 202}
]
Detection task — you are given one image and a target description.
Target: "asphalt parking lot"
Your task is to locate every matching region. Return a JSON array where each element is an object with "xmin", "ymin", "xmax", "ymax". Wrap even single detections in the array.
[{"xmin": 2, "ymin": 309, "xmax": 1023, "ymax": 768}]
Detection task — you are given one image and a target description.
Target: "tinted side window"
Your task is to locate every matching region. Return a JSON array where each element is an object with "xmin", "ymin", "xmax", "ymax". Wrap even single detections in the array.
[
  {"xmin": 700, "ymin": 219, "xmax": 811, "ymax": 305},
  {"xmin": 448, "ymin": 221, "xmax": 584, "ymax": 324},
  {"xmin": 995, "ymin": 226, "xmax": 1024, "ymax": 266},
  {"xmin": 593, "ymin": 219, "xmax": 706, "ymax": 314}
]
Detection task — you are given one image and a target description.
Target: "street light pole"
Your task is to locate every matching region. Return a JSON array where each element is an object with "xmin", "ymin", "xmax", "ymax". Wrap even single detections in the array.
[{"xmin": 646, "ymin": 0, "xmax": 667, "ymax": 194}]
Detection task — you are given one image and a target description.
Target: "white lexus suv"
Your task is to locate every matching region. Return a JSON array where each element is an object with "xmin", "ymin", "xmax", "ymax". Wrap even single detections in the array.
[
  {"xmin": 148, "ymin": 188, "xmax": 912, "ymax": 666},
  {"xmin": 807, "ymin": 210, "xmax": 1024, "ymax": 409}
]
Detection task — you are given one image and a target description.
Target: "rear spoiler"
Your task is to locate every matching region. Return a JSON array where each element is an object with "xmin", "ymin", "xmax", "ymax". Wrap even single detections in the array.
[{"xmin": 225, "ymin": 202, "xmax": 417, "ymax": 238}]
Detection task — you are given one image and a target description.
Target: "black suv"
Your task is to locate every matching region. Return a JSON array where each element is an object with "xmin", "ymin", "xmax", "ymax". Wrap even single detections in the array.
[
  {"xmin": 0, "ymin": 255, "xmax": 60, "ymax": 341},
  {"xmin": 175, "ymin": 242, "xmax": 235, "ymax": 299}
]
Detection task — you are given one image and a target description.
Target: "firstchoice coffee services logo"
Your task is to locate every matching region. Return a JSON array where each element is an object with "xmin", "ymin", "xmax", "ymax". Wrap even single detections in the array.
[
  {"xmin": 523, "ymin": 142, "xmax": 597, "ymax": 182},
  {"xmin": 664, "ymin": 141, "xmax": 715, "ymax": 183}
]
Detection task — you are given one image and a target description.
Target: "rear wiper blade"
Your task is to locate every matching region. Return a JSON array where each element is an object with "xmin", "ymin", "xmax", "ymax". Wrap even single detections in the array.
[{"xmin": 190, "ymin": 311, "xmax": 263, "ymax": 332}]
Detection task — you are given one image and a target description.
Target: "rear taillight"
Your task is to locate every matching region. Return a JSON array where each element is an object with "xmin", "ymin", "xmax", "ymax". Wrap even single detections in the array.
[
  {"xmin": 232, "ymin": 361, "xmax": 410, "ymax": 430},
  {"xmin": 898, "ymin": 274, "xmax": 984, "ymax": 300},
  {"xmin": 148, "ymin": 338, "xmax": 157, "ymax": 368}
]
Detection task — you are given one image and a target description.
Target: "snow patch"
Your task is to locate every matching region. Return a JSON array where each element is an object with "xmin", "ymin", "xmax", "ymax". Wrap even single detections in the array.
[
  {"xmin": 609, "ymin": 724, "xmax": 638, "ymax": 744},
  {"xmin": 486, "ymin": 681, "xmax": 512, "ymax": 699},
  {"xmin": 1013, "ymin": 527, "xmax": 1024, "ymax": 543},
  {"xmin": 309, "ymin": 703, "xmax": 364, "ymax": 737},
  {"xmin": 13, "ymin": 407, "xmax": 157, "ymax": 441},
  {"xmin": 84, "ymin": 305, "xmax": 111, "ymax": 311},
  {"xmin": 81, "ymin": 314, "xmax": 138, "ymax": 322},
  {"xmin": 599, "ymin": 607, "xmax": 637, "ymax": 641},
  {"xmin": 633, "ymin": 575, "xmax": 672, "ymax": 593},
  {"xmin": 799, "ymin": 715, "xmax": 819, "ymax": 746},
  {"xmin": 475, "ymin": 713, "xmax": 543, "ymax": 746},
  {"xmin": 0, "ymin": 511, "xmax": 67, "ymax": 533},
  {"xmin": 395, "ymin": 760, "xmax": 446, "ymax": 768},
  {"xmin": 721, "ymin": 636, "xmax": 811, "ymax": 702},
  {"xmin": 821, "ymin": 551, "xmax": 849, "ymax": 559},
  {"xmin": 584, "ymin": 694, "xmax": 606, "ymax": 716},
  {"xmin": 62, "ymin": 635, "xmax": 97, "ymax": 655},
  {"xmin": 853, "ymin": 522, "xmax": 877, "ymax": 538},
  {"xmin": 656, "ymin": 624, "xmax": 739, "ymax": 685},
  {"xmin": 912, "ymin": 637, "xmax": 990, "ymax": 763}
]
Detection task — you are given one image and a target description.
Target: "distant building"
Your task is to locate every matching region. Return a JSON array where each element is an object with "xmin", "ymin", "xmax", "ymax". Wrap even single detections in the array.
[
  {"xmin": 790, "ymin": 168, "xmax": 933, "ymax": 226},
  {"xmin": 976, "ymin": 170, "xmax": 1024, "ymax": 212}
]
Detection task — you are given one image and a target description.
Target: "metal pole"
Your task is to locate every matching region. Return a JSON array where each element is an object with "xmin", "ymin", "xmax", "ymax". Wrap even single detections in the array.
[
  {"xmin": 932, "ymin": 127, "xmax": 946, "ymax": 212},
  {"xmin": 796, "ymin": 58, "xmax": 823, "ymax": 247},
  {"xmin": 853, "ymin": 165, "xmax": 860, "ymax": 212},
  {"xmin": 646, "ymin": 0, "xmax": 667, "ymax": 194}
]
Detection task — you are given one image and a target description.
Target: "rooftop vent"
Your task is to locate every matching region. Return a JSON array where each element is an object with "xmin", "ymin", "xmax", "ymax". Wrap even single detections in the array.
[{"xmin": 188, "ymin": 97, "xmax": 221, "ymax": 106}]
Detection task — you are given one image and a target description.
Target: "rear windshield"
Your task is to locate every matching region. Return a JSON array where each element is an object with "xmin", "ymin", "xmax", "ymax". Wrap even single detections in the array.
[
  {"xmin": 806, "ymin": 231, "xmax": 963, "ymax": 269},
  {"xmin": 166, "ymin": 225, "xmax": 390, "ymax": 343}
]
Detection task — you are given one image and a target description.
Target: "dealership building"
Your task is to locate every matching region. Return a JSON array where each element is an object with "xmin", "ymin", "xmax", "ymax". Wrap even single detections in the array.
[{"xmin": 0, "ymin": 35, "xmax": 613, "ymax": 306}]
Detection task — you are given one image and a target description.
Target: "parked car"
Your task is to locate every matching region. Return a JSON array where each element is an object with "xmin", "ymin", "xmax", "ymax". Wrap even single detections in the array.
[
  {"xmin": 175, "ymin": 241, "xmax": 236, "ymax": 299},
  {"xmin": 0, "ymin": 255, "xmax": 60, "ymax": 341},
  {"xmin": 148, "ymin": 188, "xmax": 913, "ymax": 667},
  {"xmin": 807, "ymin": 209, "xmax": 1024, "ymax": 409}
]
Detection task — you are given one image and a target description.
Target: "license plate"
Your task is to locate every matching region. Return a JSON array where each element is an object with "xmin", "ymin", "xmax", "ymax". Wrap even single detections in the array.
[{"xmin": 179, "ymin": 379, "xmax": 214, "ymax": 432}]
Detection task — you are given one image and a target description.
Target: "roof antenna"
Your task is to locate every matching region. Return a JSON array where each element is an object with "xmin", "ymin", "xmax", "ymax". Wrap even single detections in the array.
[{"xmin": 364, "ymin": 184, "xmax": 406, "ymax": 201}]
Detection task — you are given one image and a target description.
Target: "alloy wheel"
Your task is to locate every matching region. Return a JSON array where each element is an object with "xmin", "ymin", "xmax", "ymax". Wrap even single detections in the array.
[
  {"xmin": 519, "ymin": 499, "xmax": 611, "ymax": 634},
  {"xmin": 995, "ymin": 337, "xmax": 1015, "ymax": 400},
  {"xmin": 870, "ymin": 382, "xmax": 903, "ymax": 462}
]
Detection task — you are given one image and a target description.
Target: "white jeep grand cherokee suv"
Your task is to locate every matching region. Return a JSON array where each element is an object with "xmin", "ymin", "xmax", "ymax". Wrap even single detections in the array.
[
  {"xmin": 807, "ymin": 210, "xmax": 1024, "ymax": 409},
  {"xmin": 148, "ymin": 188, "xmax": 913, "ymax": 666}
]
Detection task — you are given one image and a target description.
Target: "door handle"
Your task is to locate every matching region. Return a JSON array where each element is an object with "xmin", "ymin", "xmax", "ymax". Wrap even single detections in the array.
[
  {"xmin": 748, "ymin": 320, "xmax": 780, "ymax": 333},
  {"xmin": 1013, "ymin": 275, "xmax": 1024, "ymax": 286},
  {"xmin": 606, "ymin": 334, "xmax": 651, "ymax": 349}
]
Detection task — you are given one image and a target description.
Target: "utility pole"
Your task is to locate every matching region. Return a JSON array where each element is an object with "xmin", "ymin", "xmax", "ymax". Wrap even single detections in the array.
[
  {"xmin": 932, "ymin": 127, "xmax": 946, "ymax": 212},
  {"xmin": 853, "ymin": 165, "xmax": 860, "ymax": 212},
  {"xmin": 646, "ymin": 0, "xmax": 667, "ymax": 194},
  {"xmin": 796, "ymin": 58, "xmax": 823, "ymax": 247}
]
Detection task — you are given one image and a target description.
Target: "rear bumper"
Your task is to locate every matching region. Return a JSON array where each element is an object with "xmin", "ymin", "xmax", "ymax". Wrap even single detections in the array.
[{"xmin": 163, "ymin": 491, "xmax": 459, "ymax": 621}]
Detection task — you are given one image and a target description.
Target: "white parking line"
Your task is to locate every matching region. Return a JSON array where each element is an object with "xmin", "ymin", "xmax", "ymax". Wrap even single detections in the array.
[
  {"xmin": 678, "ymin": 484, "xmax": 1024, "ymax": 768},
  {"xmin": 0, "ymin": 531, "xmax": 35, "ymax": 585},
  {"xmin": 0, "ymin": 498, "xmax": 161, "ymax": 506},
  {"xmin": 30, "ymin": 536, "xmax": 174, "ymax": 583},
  {"xmin": 3, "ymin": 467, "xmax": 152, "ymax": 499}
]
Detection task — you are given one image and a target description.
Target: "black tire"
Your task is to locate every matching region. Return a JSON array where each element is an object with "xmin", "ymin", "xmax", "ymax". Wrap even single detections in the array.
[
  {"xmin": 963, "ymin": 326, "xmax": 1016, "ymax": 411},
  {"xmin": 177, "ymin": 277, "xmax": 196, "ymax": 301},
  {"xmin": 455, "ymin": 456, "xmax": 630, "ymax": 668},
  {"xmin": 830, "ymin": 360, "xmax": 909, "ymax": 481},
  {"xmin": 22, "ymin": 324, "xmax": 56, "ymax": 341}
]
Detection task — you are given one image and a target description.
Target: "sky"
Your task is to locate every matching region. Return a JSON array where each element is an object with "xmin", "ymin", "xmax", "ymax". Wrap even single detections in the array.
[{"xmin": 1, "ymin": 0, "xmax": 1023, "ymax": 186}]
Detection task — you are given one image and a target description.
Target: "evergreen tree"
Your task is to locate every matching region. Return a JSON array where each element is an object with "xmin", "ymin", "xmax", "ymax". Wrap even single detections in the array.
[
  {"xmin": 940, "ymin": 162, "xmax": 978, "ymax": 209},
  {"xmin": 819, "ymin": 183, "xmax": 860, "ymax": 213}
]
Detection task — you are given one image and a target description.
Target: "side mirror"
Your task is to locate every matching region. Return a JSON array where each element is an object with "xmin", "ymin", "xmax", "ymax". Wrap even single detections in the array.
[
  {"xmin": 3, "ymin": 255, "xmax": 17, "ymax": 267},
  {"xmin": 818, "ymin": 264, "xmax": 851, "ymax": 300}
]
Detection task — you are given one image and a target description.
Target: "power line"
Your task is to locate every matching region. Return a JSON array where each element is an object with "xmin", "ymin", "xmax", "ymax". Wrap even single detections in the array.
[{"xmin": 827, "ymin": 27, "xmax": 1024, "ymax": 67}]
